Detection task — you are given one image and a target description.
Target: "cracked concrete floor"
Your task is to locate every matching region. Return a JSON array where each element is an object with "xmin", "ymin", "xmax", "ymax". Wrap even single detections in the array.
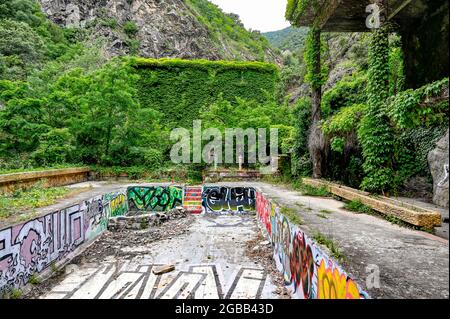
[{"xmin": 37, "ymin": 214, "xmax": 280, "ymax": 299}]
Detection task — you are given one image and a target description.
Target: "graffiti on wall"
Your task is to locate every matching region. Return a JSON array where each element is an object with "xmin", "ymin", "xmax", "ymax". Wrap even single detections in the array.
[
  {"xmin": 202, "ymin": 187, "xmax": 256, "ymax": 214},
  {"xmin": 0, "ymin": 190, "xmax": 127, "ymax": 294},
  {"xmin": 256, "ymin": 191, "xmax": 368, "ymax": 299},
  {"xmin": 127, "ymin": 186, "xmax": 183, "ymax": 212}
]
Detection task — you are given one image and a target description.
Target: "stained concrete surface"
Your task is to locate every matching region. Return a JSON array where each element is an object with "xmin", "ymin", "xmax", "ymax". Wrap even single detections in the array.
[{"xmin": 37, "ymin": 214, "xmax": 279, "ymax": 299}]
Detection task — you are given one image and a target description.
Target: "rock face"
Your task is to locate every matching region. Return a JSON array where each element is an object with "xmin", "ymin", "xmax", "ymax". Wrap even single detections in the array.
[
  {"xmin": 428, "ymin": 130, "xmax": 449, "ymax": 208},
  {"xmin": 38, "ymin": 0, "xmax": 279, "ymax": 62}
]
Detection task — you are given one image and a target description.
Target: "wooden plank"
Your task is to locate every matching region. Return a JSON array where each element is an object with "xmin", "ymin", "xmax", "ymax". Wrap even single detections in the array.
[{"xmin": 303, "ymin": 178, "xmax": 442, "ymax": 228}]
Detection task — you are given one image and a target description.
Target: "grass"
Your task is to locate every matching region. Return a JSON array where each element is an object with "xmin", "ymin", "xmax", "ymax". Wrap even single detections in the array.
[
  {"xmin": 140, "ymin": 219, "xmax": 149, "ymax": 229},
  {"xmin": 51, "ymin": 263, "xmax": 59, "ymax": 273},
  {"xmin": 316, "ymin": 213, "xmax": 329, "ymax": 219},
  {"xmin": 280, "ymin": 206, "xmax": 303, "ymax": 225},
  {"xmin": 344, "ymin": 200, "xmax": 374, "ymax": 215},
  {"xmin": 313, "ymin": 231, "xmax": 345, "ymax": 263},
  {"xmin": 28, "ymin": 274, "xmax": 41, "ymax": 285},
  {"xmin": 4, "ymin": 288, "xmax": 23, "ymax": 299},
  {"xmin": 262, "ymin": 176, "xmax": 331, "ymax": 198},
  {"xmin": 0, "ymin": 181, "xmax": 91, "ymax": 222}
]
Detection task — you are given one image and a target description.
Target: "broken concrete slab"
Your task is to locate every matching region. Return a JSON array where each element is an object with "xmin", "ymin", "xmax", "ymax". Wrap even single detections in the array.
[{"xmin": 153, "ymin": 265, "xmax": 175, "ymax": 275}]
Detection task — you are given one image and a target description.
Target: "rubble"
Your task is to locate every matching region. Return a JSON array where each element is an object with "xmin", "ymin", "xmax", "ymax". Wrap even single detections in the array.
[
  {"xmin": 108, "ymin": 207, "xmax": 188, "ymax": 231},
  {"xmin": 153, "ymin": 265, "xmax": 175, "ymax": 275}
]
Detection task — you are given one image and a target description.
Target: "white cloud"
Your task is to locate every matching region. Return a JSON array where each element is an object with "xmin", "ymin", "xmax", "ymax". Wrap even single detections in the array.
[{"xmin": 209, "ymin": 0, "xmax": 291, "ymax": 33}]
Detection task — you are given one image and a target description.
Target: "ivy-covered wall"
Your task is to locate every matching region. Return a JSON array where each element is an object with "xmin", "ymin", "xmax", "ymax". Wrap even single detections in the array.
[{"xmin": 131, "ymin": 58, "xmax": 279, "ymax": 129}]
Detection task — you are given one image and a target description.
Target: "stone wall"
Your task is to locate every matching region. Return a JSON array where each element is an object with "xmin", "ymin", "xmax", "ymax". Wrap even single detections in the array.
[
  {"xmin": 0, "ymin": 168, "xmax": 91, "ymax": 194},
  {"xmin": 428, "ymin": 130, "xmax": 449, "ymax": 208}
]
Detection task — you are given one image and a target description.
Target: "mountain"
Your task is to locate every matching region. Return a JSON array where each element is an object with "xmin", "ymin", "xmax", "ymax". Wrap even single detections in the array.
[
  {"xmin": 37, "ymin": 0, "xmax": 281, "ymax": 63},
  {"xmin": 263, "ymin": 26, "xmax": 309, "ymax": 52}
]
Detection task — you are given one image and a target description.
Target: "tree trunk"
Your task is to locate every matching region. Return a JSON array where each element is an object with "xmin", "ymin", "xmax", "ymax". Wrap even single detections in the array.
[{"xmin": 309, "ymin": 29, "xmax": 324, "ymax": 179}]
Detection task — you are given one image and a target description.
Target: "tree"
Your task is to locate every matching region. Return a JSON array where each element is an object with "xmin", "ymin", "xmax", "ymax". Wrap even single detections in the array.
[{"xmin": 304, "ymin": 27, "xmax": 328, "ymax": 178}]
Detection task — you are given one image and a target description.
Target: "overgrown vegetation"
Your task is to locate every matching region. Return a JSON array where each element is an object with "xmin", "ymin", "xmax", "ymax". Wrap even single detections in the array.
[
  {"xmin": 28, "ymin": 274, "xmax": 41, "ymax": 285},
  {"xmin": 186, "ymin": 0, "xmax": 273, "ymax": 61},
  {"xmin": 0, "ymin": 0, "xmax": 448, "ymax": 202},
  {"xmin": 344, "ymin": 200, "xmax": 374, "ymax": 215},
  {"xmin": 280, "ymin": 206, "xmax": 303, "ymax": 225},
  {"xmin": 313, "ymin": 231, "xmax": 345, "ymax": 263},
  {"xmin": 133, "ymin": 58, "xmax": 279, "ymax": 130},
  {"xmin": 0, "ymin": 181, "xmax": 88, "ymax": 221}
]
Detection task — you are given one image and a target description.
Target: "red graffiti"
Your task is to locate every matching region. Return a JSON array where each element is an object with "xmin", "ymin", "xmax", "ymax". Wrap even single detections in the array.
[
  {"xmin": 289, "ymin": 231, "xmax": 315, "ymax": 298},
  {"xmin": 256, "ymin": 192, "xmax": 272, "ymax": 236}
]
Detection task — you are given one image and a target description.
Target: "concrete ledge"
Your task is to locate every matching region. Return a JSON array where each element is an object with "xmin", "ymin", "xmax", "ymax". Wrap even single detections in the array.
[
  {"xmin": 0, "ymin": 167, "xmax": 91, "ymax": 194},
  {"xmin": 203, "ymin": 170, "xmax": 263, "ymax": 182},
  {"xmin": 303, "ymin": 178, "xmax": 442, "ymax": 229}
]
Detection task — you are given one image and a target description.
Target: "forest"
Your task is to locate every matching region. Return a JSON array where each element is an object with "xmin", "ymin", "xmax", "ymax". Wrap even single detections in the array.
[{"xmin": 0, "ymin": 0, "xmax": 449, "ymax": 199}]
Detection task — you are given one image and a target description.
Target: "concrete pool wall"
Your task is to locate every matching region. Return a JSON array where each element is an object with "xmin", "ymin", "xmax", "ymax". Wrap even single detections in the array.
[{"xmin": 0, "ymin": 185, "xmax": 368, "ymax": 299}]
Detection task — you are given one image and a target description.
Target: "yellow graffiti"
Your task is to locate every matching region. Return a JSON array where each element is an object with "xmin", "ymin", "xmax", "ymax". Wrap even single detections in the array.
[
  {"xmin": 110, "ymin": 194, "xmax": 126, "ymax": 216},
  {"xmin": 317, "ymin": 260, "xmax": 362, "ymax": 299}
]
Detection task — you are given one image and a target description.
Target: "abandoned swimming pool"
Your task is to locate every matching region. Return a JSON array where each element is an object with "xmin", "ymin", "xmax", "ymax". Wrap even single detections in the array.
[{"xmin": 0, "ymin": 184, "xmax": 369, "ymax": 299}]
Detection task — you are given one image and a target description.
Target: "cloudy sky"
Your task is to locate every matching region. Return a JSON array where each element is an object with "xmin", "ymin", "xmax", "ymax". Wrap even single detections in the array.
[{"xmin": 209, "ymin": 0, "xmax": 291, "ymax": 33}]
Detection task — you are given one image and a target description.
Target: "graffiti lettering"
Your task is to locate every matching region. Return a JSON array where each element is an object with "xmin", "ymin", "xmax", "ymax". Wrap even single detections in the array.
[
  {"xmin": 127, "ymin": 186, "xmax": 183, "ymax": 212},
  {"xmin": 0, "ymin": 190, "xmax": 128, "ymax": 294},
  {"xmin": 202, "ymin": 187, "xmax": 256, "ymax": 214}
]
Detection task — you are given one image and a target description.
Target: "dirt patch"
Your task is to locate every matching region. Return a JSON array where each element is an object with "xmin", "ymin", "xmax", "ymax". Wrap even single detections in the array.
[
  {"xmin": 245, "ymin": 229, "xmax": 291, "ymax": 299},
  {"xmin": 23, "ymin": 214, "xmax": 195, "ymax": 299}
]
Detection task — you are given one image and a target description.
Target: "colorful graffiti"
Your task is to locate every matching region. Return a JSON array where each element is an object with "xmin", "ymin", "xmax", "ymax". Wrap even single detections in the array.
[
  {"xmin": 317, "ymin": 260, "xmax": 362, "ymax": 299},
  {"xmin": 256, "ymin": 192, "xmax": 272, "ymax": 236},
  {"xmin": 127, "ymin": 186, "xmax": 183, "ymax": 212},
  {"xmin": 0, "ymin": 190, "xmax": 127, "ymax": 294},
  {"xmin": 183, "ymin": 186, "xmax": 203, "ymax": 214},
  {"xmin": 256, "ymin": 191, "xmax": 368, "ymax": 299},
  {"xmin": 202, "ymin": 187, "xmax": 256, "ymax": 214},
  {"xmin": 108, "ymin": 193, "xmax": 128, "ymax": 217}
]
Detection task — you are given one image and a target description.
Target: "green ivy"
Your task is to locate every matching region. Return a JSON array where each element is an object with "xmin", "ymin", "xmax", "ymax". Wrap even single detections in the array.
[
  {"xmin": 322, "ymin": 104, "xmax": 366, "ymax": 135},
  {"xmin": 358, "ymin": 26, "xmax": 396, "ymax": 193},
  {"xmin": 388, "ymin": 78, "xmax": 449, "ymax": 129},
  {"xmin": 291, "ymin": 97, "xmax": 312, "ymax": 177},
  {"xmin": 131, "ymin": 58, "xmax": 279, "ymax": 129},
  {"xmin": 321, "ymin": 72, "xmax": 367, "ymax": 117},
  {"xmin": 303, "ymin": 27, "xmax": 328, "ymax": 89},
  {"xmin": 285, "ymin": 0, "xmax": 319, "ymax": 26}
]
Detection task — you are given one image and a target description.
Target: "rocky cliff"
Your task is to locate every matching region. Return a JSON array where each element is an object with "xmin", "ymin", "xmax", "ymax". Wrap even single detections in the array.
[
  {"xmin": 38, "ymin": 0, "xmax": 280, "ymax": 63},
  {"xmin": 428, "ymin": 130, "xmax": 449, "ymax": 208}
]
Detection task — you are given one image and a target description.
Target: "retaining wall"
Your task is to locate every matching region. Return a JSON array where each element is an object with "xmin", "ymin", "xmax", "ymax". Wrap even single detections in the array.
[
  {"xmin": 0, "ymin": 190, "xmax": 128, "ymax": 295},
  {"xmin": 255, "ymin": 191, "xmax": 369, "ymax": 299},
  {"xmin": 0, "ymin": 168, "xmax": 91, "ymax": 194}
]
